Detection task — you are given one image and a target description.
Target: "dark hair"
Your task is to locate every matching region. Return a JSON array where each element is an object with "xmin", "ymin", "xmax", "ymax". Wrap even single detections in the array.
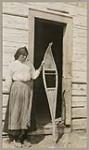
[{"xmin": 14, "ymin": 46, "xmax": 28, "ymax": 60}]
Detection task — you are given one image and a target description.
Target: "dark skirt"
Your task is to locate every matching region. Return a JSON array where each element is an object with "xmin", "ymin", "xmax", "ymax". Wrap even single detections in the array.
[{"xmin": 3, "ymin": 81, "xmax": 33, "ymax": 133}]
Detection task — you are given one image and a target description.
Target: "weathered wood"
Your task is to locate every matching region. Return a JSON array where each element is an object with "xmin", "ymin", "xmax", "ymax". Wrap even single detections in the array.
[
  {"xmin": 72, "ymin": 58, "xmax": 87, "ymax": 67},
  {"xmin": 63, "ymin": 78, "xmax": 72, "ymax": 125},
  {"xmin": 73, "ymin": 47, "xmax": 87, "ymax": 55},
  {"xmin": 73, "ymin": 26, "xmax": 87, "ymax": 38},
  {"xmin": 3, "ymin": 94, "xmax": 87, "ymax": 107},
  {"xmin": 72, "ymin": 71, "xmax": 87, "ymax": 83},
  {"xmin": 3, "ymin": 2, "xmax": 87, "ymax": 17},
  {"xmin": 62, "ymin": 19, "xmax": 73, "ymax": 126},
  {"xmin": 3, "ymin": 52, "xmax": 87, "ymax": 70},
  {"xmin": 3, "ymin": 107, "xmax": 87, "ymax": 128},
  {"xmin": 72, "ymin": 107, "xmax": 87, "ymax": 118},
  {"xmin": 3, "ymin": 112, "xmax": 6, "ymax": 121},
  {"xmin": 72, "ymin": 83, "xmax": 87, "ymax": 89},
  {"xmin": 73, "ymin": 41, "xmax": 87, "ymax": 51},
  {"xmin": 3, "ymin": 66, "xmax": 9, "ymax": 79},
  {"xmin": 3, "ymin": 2, "xmax": 72, "ymax": 17},
  {"xmin": 3, "ymin": 53, "xmax": 14, "ymax": 66},
  {"xmin": 72, "ymin": 101, "xmax": 87, "ymax": 108},
  {"xmin": 2, "ymin": 107, "xmax": 6, "ymax": 121},
  {"xmin": 3, "ymin": 41, "xmax": 28, "ymax": 50},
  {"xmin": 65, "ymin": 2, "xmax": 87, "ymax": 9},
  {"xmin": 3, "ymin": 28, "xmax": 28, "ymax": 43},
  {"xmin": 3, "ymin": 80, "xmax": 7, "ymax": 92},
  {"xmin": 67, "ymin": 2, "xmax": 79, "ymax": 6},
  {"xmin": 72, "ymin": 119, "xmax": 87, "ymax": 130},
  {"xmin": 3, "ymin": 95, "xmax": 9, "ymax": 107},
  {"xmin": 3, "ymin": 2, "xmax": 28, "ymax": 17},
  {"xmin": 73, "ymin": 25, "xmax": 87, "ymax": 31},
  {"xmin": 72, "ymin": 61, "xmax": 86, "ymax": 72},
  {"xmin": 77, "ymin": 6, "xmax": 87, "ymax": 16},
  {"xmin": 3, "ymin": 46, "xmax": 16, "ymax": 54},
  {"xmin": 72, "ymin": 96, "xmax": 87, "ymax": 102},
  {"xmin": 72, "ymin": 84, "xmax": 87, "ymax": 96},
  {"xmin": 3, "ymin": 14, "xmax": 28, "ymax": 30},
  {"xmin": 47, "ymin": 2, "xmax": 86, "ymax": 16},
  {"xmin": 73, "ymin": 15, "xmax": 87, "ymax": 27},
  {"xmin": 72, "ymin": 96, "xmax": 87, "ymax": 107},
  {"xmin": 73, "ymin": 36, "xmax": 87, "ymax": 45}
]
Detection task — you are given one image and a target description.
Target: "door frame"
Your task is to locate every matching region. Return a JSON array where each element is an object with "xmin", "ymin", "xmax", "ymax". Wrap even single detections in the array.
[{"xmin": 28, "ymin": 8, "xmax": 73, "ymax": 126}]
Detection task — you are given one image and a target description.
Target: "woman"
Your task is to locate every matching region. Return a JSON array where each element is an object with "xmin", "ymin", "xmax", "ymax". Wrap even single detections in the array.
[{"xmin": 3, "ymin": 46, "xmax": 44, "ymax": 147}]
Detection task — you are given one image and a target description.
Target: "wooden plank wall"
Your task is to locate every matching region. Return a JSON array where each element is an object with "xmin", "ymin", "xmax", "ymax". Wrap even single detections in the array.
[{"xmin": 2, "ymin": 2, "xmax": 87, "ymax": 130}]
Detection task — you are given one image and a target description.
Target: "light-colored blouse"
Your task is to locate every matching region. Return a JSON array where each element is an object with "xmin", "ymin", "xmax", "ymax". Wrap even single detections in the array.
[{"xmin": 5, "ymin": 60, "xmax": 40, "ymax": 92}]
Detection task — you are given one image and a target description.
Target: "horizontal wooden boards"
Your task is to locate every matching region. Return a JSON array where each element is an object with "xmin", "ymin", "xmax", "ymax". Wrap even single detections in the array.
[
  {"xmin": 3, "ymin": 54, "xmax": 14, "ymax": 67},
  {"xmin": 3, "ymin": 28, "xmax": 28, "ymax": 43},
  {"xmin": 3, "ymin": 95, "xmax": 87, "ymax": 107},
  {"xmin": 72, "ymin": 101, "xmax": 87, "ymax": 108},
  {"xmin": 72, "ymin": 96, "xmax": 87, "ymax": 107},
  {"xmin": 72, "ymin": 71, "xmax": 87, "ymax": 83},
  {"xmin": 3, "ymin": 70, "xmax": 87, "ymax": 85},
  {"xmin": 73, "ymin": 36, "xmax": 87, "ymax": 45},
  {"xmin": 67, "ymin": 2, "xmax": 87, "ymax": 8},
  {"xmin": 73, "ymin": 26, "xmax": 87, "ymax": 38},
  {"xmin": 73, "ymin": 46, "xmax": 87, "ymax": 55},
  {"xmin": 3, "ymin": 14, "xmax": 28, "ymax": 30},
  {"xmin": 3, "ymin": 2, "xmax": 29, "ymax": 17},
  {"xmin": 73, "ymin": 15, "xmax": 87, "ymax": 27},
  {"xmin": 3, "ymin": 95, "xmax": 8, "ymax": 107},
  {"xmin": 2, "ymin": 94, "xmax": 87, "ymax": 130},
  {"xmin": 3, "ymin": 108, "xmax": 87, "ymax": 121},
  {"xmin": 72, "ymin": 119, "xmax": 87, "ymax": 130},
  {"xmin": 3, "ymin": 49, "xmax": 87, "ymax": 68},
  {"xmin": 3, "ymin": 41, "xmax": 28, "ymax": 51},
  {"xmin": 72, "ymin": 84, "xmax": 87, "ymax": 96},
  {"xmin": 2, "ymin": 107, "xmax": 6, "ymax": 121},
  {"xmin": 72, "ymin": 84, "xmax": 87, "ymax": 119},
  {"xmin": 72, "ymin": 61, "xmax": 87, "ymax": 72},
  {"xmin": 71, "ymin": 82, "xmax": 87, "ymax": 130},
  {"xmin": 2, "ymin": 80, "xmax": 87, "ymax": 95},
  {"xmin": 3, "ymin": 2, "xmax": 87, "ymax": 18},
  {"xmin": 2, "ymin": 108, "xmax": 87, "ymax": 131},
  {"xmin": 72, "ymin": 107, "xmax": 87, "ymax": 118}
]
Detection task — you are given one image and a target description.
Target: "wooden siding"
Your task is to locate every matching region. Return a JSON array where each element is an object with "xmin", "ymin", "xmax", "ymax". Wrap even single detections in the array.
[{"xmin": 2, "ymin": 2, "xmax": 87, "ymax": 130}]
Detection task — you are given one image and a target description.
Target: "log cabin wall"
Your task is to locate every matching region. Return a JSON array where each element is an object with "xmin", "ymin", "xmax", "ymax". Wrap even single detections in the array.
[{"xmin": 2, "ymin": 2, "xmax": 87, "ymax": 130}]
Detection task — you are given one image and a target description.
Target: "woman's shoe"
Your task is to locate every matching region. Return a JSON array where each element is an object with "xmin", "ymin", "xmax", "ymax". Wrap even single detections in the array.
[
  {"xmin": 5, "ymin": 138, "xmax": 14, "ymax": 143},
  {"xmin": 23, "ymin": 140, "xmax": 32, "ymax": 147},
  {"xmin": 13, "ymin": 140, "xmax": 23, "ymax": 148}
]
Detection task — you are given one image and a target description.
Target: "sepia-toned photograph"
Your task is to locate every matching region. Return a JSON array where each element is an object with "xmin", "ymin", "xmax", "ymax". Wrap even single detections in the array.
[{"xmin": 2, "ymin": 2, "xmax": 87, "ymax": 149}]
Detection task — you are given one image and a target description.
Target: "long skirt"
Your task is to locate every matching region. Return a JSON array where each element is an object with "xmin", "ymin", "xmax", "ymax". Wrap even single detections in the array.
[{"xmin": 3, "ymin": 81, "xmax": 33, "ymax": 134}]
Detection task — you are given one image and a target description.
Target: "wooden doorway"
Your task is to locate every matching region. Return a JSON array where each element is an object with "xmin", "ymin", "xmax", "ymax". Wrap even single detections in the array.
[
  {"xmin": 32, "ymin": 18, "xmax": 64, "ymax": 130},
  {"xmin": 29, "ymin": 9, "xmax": 73, "ymax": 131}
]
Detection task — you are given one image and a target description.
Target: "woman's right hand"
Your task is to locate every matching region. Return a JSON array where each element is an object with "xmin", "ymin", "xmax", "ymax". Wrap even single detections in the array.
[{"xmin": 41, "ymin": 60, "xmax": 45, "ymax": 67}]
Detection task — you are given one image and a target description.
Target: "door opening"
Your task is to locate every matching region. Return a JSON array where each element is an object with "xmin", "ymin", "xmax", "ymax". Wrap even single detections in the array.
[{"xmin": 31, "ymin": 18, "xmax": 65, "ymax": 130}]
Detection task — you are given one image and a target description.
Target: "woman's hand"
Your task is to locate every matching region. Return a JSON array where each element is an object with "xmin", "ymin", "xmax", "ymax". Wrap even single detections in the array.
[
  {"xmin": 39, "ymin": 60, "xmax": 45, "ymax": 72},
  {"xmin": 41, "ymin": 60, "xmax": 45, "ymax": 68}
]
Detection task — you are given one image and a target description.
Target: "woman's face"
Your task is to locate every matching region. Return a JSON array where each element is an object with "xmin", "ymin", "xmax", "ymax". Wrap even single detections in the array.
[{"xmin": 18, "ymin": 53, "xmax": 28, "ymax": 62}]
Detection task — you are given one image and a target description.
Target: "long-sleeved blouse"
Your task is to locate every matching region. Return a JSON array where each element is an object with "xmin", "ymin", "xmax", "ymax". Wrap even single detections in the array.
[{"xmin": 5, "ymin": 60, "xmax": 40, "ymax": 92}]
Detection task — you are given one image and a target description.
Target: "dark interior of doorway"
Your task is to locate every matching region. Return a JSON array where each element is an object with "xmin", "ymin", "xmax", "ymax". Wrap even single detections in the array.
[{"xmin": 30, "ymin": 18, "xmax": 64, "ymax": 130}]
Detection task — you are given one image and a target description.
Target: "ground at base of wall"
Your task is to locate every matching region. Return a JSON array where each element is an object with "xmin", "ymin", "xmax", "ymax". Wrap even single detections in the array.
[{"xmin": 2, "ymin": 130, "xmax": 87, "ymax": 149}]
